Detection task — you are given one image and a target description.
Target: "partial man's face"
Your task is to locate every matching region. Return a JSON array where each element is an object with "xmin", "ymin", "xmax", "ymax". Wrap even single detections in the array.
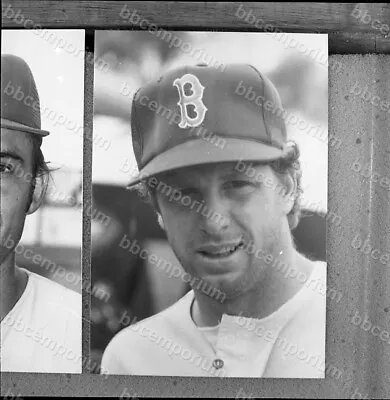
[
  {"xmin": 0, "ymin": 128, "xmax": 35, "ymax": 265},
  {"xmin": 155, "ymin": 161, "xmax": 293, "ymax": 300}
]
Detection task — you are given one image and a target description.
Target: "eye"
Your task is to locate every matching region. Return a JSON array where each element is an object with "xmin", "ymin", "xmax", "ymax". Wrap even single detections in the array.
[
  {"xmin": 224, "ymin": 180, "xmax": 254, "ymax": 189},
  {"xmin": 180, "ymin": 188, "xmax": 198, "ymax": 196},
  {"xmin": 0, "ymin": 162, "xmax": 14, "ymax": 174}
]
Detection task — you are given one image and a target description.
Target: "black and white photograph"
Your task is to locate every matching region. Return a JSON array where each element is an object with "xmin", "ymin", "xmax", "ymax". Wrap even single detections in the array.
[
  {"xmin": 0, "ymin": 29, "xmax": 84, "ymax": 373},
  {"xmin": 91, "ymin": 30, "xmax": 329, "ymax": 378},
  {"xmin": 1, "ymin": 1, "xmax": 389, "ymax": 399}
]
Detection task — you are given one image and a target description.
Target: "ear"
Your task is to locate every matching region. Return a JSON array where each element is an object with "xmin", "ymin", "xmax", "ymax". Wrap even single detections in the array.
[
  {"xmin": 279, "ymin": 170, "xmax": 297, "ymax": 216},
  {"xmin": 26, "ymin": 174, "xmax": 48, "ymax": 215}
]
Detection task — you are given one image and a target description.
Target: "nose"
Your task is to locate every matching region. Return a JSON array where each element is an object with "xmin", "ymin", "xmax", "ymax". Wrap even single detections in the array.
[{"xmin": 198, "ymin": 189, "xmax": 230, "ymax": 236}]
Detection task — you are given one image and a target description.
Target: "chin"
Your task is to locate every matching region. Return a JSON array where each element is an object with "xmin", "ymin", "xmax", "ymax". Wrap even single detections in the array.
[{"xmin": 192, "ymin": 269, "xmax": 253, "ymax": 303}]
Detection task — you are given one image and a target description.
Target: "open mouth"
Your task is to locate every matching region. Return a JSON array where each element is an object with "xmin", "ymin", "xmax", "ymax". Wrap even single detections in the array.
[{"xmin": 198, "ymin": 239, "xmax": 245, "ymax": 259}]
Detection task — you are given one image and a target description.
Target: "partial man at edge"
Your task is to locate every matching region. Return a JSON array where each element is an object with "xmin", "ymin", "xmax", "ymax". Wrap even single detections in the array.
[{"xmin": 0, "ymin": 54, "xmax": 81, "ymax": 373}]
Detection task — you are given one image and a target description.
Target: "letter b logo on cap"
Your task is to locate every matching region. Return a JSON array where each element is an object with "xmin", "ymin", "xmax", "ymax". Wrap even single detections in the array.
[{"xmin": 173, "ymin": 73, "xmax": 208, "ymax": 129}]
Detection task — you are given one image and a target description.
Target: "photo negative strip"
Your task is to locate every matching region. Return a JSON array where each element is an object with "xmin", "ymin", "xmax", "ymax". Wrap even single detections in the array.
[
  {"xmin": 91, "ymin": 29, "xmax": 329, "ymax": 378},
  {"xmin": 1, "ymin": 30, "xmax": 84, "ymax": 373}
]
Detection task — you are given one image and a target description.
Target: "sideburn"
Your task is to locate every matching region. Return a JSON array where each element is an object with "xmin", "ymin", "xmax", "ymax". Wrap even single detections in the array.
[{"xmin": 25, "ymin": 178, "xmax": 36, "ymax": 213}]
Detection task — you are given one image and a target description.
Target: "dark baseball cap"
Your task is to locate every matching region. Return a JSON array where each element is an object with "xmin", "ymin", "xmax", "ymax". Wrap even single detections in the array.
[
  {"xmin": 1, "ymin": 54, "xmax": 50, "ymax": 137},
  {"xmin": 126, "ymin": 63, "xmax": 286, "ymax": 188}
]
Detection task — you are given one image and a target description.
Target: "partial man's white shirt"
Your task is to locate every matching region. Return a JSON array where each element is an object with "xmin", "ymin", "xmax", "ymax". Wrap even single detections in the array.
[
  {"xmin": 0, "ymin": 267, "xmax": 82, "ymax": 373},
  {"xmin": 101, "ymin": 261, "xmax": 328, "ymax": 378}
]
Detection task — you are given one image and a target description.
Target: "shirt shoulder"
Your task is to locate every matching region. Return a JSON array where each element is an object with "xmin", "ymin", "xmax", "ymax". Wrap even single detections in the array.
[
  {"xmin": 1, "ymin": 270, "xmax": 82, "ymax": 373},
  {"xmin": 265, "ymin": 261, "xmax": 327, "ymax": 377},
  {"xmin": 101, "ymin": 291, "xmax": 195, "ymax": 374},
  {"xmin": 27, "ymin": 270, "xmax": 81, "ymax": 319},
  {"xmin": 27, "ymin": 270, "xmax": 81, "ymax": 339},
  {"xmin": 292, "ymin": 260, "xmax": 327, "ymax": 322}
]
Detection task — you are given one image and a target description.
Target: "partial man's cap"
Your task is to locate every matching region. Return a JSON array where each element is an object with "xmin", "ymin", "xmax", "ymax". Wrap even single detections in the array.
[
  {"xmin": 1, "ymin": 54, "xmax": 50, "ymax": 138},
  {"xmin": 127, "ymin": 63, "xmax": 287, "ymax": 188}
]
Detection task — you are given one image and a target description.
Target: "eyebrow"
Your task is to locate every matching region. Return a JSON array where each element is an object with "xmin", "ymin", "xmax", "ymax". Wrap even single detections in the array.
[
  {"xmin": 165, "ymin": 164, "xmax": 249, "ymax": 180},
  {"xmin": 0, "ymin": 151, "xmax": 25, "ymax": 164}
]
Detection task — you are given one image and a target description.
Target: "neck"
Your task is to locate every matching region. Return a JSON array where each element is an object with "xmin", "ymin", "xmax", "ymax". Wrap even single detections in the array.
[
  {"xmin": 0, "ymin": 253, "xmax": 27, "ymax": 322},
  {"xmin": 191, "ymin": 241, "xmax": 314, "ymax": 327}
]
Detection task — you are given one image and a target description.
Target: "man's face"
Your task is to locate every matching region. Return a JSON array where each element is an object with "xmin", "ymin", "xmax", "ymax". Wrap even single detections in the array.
[
  {"xmin": 0, "ymin": 128, "xmax": 35, "ymax": 265},
  {"xmin": 155, "ymin": 161, "xmax": 292, "ymax": 300}
]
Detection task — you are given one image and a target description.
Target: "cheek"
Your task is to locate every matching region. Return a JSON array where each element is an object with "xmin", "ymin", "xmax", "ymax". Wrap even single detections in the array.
[
  {"xmin": 237, "ymin": 192, "xmax": 275, "ymax": 220},
  {"xmin": 165, "ymin": 214, "xmax": 191, "ymax": 238},
  {"xmin": 161, "ymin": 206, "xmax": 189, "ymax": 238},
  {"xmin": 0, "ymin": 183, "xmax": 31, "ymax": 221},
  {"xmin": 160, "ymin": 205, "xmax": 198, "ymax": 254},
  {"xmin": 233, "ymin": 192, "xmax": 282, "ymax": 234},
  {"xmin": 0, "ymin": 193, "xmax": 28, "ymax": 254}
]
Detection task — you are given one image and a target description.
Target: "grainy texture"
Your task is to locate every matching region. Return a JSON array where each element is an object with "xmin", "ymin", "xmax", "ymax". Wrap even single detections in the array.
[
  {"xmin": 82, "ymin": 30, "xmax": 94, "ymax": 373},
  {"xmin": 327, "ymin": 55, "xmax": 390, "ymax": 400},
  {"xmin": 1, "ymin": 55, "xmax": 389, "ymax": 398},
  {"xmin": 366, "ymin": 55, "xmax": 390, "ymax": 399},
  {"xmin": 1, "ymin": 2, "xmax": 390, "ymax": 53}
]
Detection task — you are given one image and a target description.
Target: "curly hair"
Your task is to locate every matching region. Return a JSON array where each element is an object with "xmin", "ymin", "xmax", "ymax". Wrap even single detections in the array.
[
  {"xmin": 130, "ymin": 141, "xmax": 303, "ymax": 231},
  {"xmin": 268, "ymin": 141, "xmax": 303, "ymax": 230},
  {"xmin": 31, "ymin": 136, "xmax": 51, "ymax": 179},
  {"xmin": 25, "ymin": 135, "xmax": 51, "ymax": 209}
]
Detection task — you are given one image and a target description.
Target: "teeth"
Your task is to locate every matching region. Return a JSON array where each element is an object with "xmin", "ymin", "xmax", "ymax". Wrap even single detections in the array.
[{"xmin": 209, "ymin": 244, "xmax": 238, "ymax": 255}]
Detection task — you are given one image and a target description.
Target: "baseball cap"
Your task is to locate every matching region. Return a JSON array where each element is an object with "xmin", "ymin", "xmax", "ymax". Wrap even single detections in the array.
[
  {"xmin": 126, "ymin": 63, "xmax": 286, "ymax": 188},
  {"xmin": 1, "ymin": 54, "xmax": 50, "ymax": 138}
]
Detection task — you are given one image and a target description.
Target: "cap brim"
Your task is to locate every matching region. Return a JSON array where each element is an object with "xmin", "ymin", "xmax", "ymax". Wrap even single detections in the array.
[
  {"xmin": 126, "ymin": 138, "xmax": 283, "ymax": 188},
  {"xmin": 1, "ymin": 118, "xmax": 50, "ymax": 136}
]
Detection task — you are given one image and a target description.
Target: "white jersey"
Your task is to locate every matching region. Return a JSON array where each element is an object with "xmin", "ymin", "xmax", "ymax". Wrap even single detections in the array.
[
  {"xmin": 0, "ymin": 268, "xmax": 82, "ymax": 373},
  {"xmin": 102, "ymin": 261, "xmax": 327, "ymax": 378}
]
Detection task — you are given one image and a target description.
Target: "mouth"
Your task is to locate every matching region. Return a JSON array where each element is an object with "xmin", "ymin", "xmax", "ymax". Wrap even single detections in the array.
[{"xmin": 197, "ymin": 239, "xmax": 245, "ymax": 259}]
